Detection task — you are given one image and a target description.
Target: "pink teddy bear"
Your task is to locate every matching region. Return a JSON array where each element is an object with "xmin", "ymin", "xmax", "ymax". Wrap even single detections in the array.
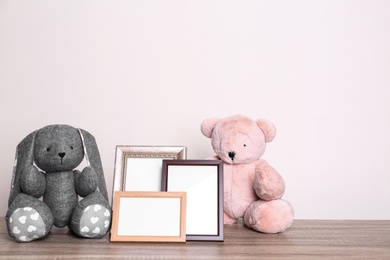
[{"xmin": 201, "ymin": 115, "xmax": 294, "ymax": 233}]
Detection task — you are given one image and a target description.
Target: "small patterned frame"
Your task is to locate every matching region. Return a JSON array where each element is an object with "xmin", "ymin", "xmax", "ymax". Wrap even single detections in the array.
[{"xmin": 112, "ymin": 145, "xmax": 186, "ymax": 196}]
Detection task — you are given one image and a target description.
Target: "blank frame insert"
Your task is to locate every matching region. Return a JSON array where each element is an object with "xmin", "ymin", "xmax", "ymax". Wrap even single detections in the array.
[{"xmin": 110, "ymin": 191, "xmax": 187, "ymax": 242}]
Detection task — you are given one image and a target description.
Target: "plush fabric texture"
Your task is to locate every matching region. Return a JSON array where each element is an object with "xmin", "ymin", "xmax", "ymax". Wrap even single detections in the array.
[
  {"xmin": 6, "ymin": 193, "xmax": 53, "ymax": 242},
  {"xmin": 8, "ymin": 207, "xmax": 47, "ymax": 242},
  {"xmin": 70, "ymin": 191, "xmax": 111, "ymax": 238},
  {"xmin": 6, "ymin": 124, "xmax": 111, "ymax": 242},
  {"xmin": 201, "ymin": 115, "xmax": 294, "ymax": 233}
]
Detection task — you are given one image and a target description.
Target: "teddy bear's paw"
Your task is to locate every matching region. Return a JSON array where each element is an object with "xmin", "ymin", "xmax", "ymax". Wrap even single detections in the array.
[
  {"xmin": 243, "ymin": 200, "xmax": 294, "ymax": 234},
  {"xmin": 7, "ymin": 207, "xmax": 49, "ymax": 242},
  {"xmin": 78, "ymin": 204, "xmax": 111, "ymax": 238},
  {"xmin": 254, "ymin": 165, "xmax": 286, "ymax": 201}
]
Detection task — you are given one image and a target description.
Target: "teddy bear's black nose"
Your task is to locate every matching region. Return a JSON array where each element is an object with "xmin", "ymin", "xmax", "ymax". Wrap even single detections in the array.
[
  {"xmin": 58, "ymin": 152, "xmax": 65, "ymax": 158},
  {"xmin": 228, "ymin": 151, "xmax": 235, "ymax": 160}
]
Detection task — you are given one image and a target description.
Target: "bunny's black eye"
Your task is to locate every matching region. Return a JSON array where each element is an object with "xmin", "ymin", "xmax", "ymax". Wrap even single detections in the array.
[
  {"xmin": 243, "ymin": 144, "xmax": 247, "ymax": 147},
  {"xmin": 46, "ymin": 148, "xmax": 51, "ymax": 152},
  {"xmin": 70, "ymin": 146, "xmax": 73, "ymax": 150}
]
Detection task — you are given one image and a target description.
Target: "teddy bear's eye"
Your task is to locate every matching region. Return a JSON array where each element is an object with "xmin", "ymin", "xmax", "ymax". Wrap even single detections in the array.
[
  {"xmin": 243, "ymin": 144, "xmax": 247, "ymax": 147},
  {"xmin": 46, "ymin": 148, "xmax": 51, "ymax": 152},
  {"xmin": 70, "ymin": 146, "xmax": 73, "ymax": 150}
]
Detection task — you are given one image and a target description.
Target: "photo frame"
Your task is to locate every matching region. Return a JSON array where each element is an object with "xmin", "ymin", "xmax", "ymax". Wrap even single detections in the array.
[
  {"xmin": 161, "ymin": 160, "xmax": 224, "ymax": 241},
  {"xmin": 110, "ymin": 191, "xmax": 187, "ymax": 242},
  {"xmin": 112, "ymin": 146, "xmax": 187, "ymax": 195}
]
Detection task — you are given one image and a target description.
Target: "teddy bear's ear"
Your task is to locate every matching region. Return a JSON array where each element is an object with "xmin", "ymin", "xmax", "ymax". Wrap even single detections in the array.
[
  {"xmin": 256, "ymin": 119, "xmax": 277, "ymax": 143},
  {"xmin": 201, "ymin": 118, "xmax": 220, "ymax": 138},
  {"xmin": 78, "ymin": 129, "xmax": 109, "ymax": 201},
  {"xmin": 8, "ymin": 130, "xmax": 37, "ymax": 207}
]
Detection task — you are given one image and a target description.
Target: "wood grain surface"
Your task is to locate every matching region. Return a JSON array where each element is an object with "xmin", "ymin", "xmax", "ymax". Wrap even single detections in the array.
[{"xmin": 1, "ymin": 218, "xmax": 389, "ymax": 259}]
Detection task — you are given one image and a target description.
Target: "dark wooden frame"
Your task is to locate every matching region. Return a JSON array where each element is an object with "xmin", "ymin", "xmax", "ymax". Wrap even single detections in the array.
[{"xmin": 161, "ymin": 160, "xmax": 224, "ymax": 241}]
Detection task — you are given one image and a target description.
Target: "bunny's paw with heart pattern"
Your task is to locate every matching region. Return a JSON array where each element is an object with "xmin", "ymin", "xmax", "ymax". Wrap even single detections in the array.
[
  {"xmin": 78, "ymin": 204, "xmax": 111, "ymax": 238},
  {"xmin": 8, "ymin": 207, "xmax": 48, "ymax": 242}
]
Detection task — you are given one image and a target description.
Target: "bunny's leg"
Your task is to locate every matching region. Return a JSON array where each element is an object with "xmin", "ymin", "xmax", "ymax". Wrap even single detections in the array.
[
  {"xmin": 6, "ymin": 193, "xmax": 53, "ymax": 242},
  {"xmin": 69, "ymin": 191, "xmax": 111, "ymax": 238}
]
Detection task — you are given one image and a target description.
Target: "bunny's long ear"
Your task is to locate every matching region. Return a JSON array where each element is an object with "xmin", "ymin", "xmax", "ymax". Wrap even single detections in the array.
[
  {"xmin": 78, "ymin": 129, "xmax": 109, "ymax": 201},
  {"xmin": 8, "ymin": 130, "xmax": 37, "ymax": 207}
]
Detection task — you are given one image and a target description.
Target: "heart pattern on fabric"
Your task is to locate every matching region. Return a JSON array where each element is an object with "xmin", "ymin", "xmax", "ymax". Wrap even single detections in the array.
[
  {"xmin": 90, "ymin": 217, "xmax": 99, "ymax": 224},
  {"xmin": 19, "ymin": 236, "xmax": 30, "ymax": 242},
  {"xmin": 8, "ymin": 207, "xmax": 46, "ymax": 242},
  {"xmin": 18, "ymin": 216, "xmax": 27, "ymax": 224},
  {"xmin": 81, "ymin": 226, "xmax": 90, "ymax": 233},
  {"xmin": 12, "ymin": 226, "xmax": 21, "ymax": 234},
  {"xmin": 104, "ymin": 220, "xmax": 110, "ymax": 228},
  {"xmin": 27, "ymin": 225, "xmax": 37, "ymax": 232},
  {"xmin": 30, "ymin": 213, "xmax": 39, "ymax": 220},
  {"xmin": 79, "ymin": 204, "xmax": 111, "ymax": 238}
]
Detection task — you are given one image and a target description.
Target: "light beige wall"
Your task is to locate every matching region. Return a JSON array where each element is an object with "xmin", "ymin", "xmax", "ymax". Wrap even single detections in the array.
[{"xmin": 1, "ymin": 0, "xmax": 390, "ymax": 219}]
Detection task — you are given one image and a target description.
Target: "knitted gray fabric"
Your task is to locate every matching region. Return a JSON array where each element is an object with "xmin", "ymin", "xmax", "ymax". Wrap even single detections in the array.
[
  {"xmin": 6, "ymin": 125, "xmax": 111, "ymax": 242},
  {"xmin": 6, "ymin": 193, "xmax": 54, "ymax": 242},
  {"xmin": 69, "ymin": 191, "xmax": 111, "ymax": 238}
]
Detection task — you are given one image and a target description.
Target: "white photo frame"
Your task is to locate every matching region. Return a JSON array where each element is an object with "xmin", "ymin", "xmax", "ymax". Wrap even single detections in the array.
[
  {"xmin": 161, "ymin": 160, "xmax": 224, "ymax": 241},
  {"xmin": 110, "ymin": 191, "xmax": 187, "ymax": 242}
]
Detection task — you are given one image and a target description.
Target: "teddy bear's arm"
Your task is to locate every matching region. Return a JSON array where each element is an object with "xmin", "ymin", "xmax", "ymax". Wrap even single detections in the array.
[
  {"xmin": 74, "ymin": 167, "xmax": 98, "ymax": 197},
  {"xmin": 254, "ymin": 160, "xmax": 285, "ymax": 201},
  {"xmin": 20, "ymin": 166, "xmax": 46, "ymax": 198}
]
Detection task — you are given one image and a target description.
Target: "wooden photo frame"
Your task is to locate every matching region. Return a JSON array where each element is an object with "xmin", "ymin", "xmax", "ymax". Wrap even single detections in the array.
[
  {"xmin": 161, "ymin": 160, "xmax": 224, "ymax": 241},
  {"xmin": 112, "ymin": 146, "xmax": 187, "ymax": 195},
  {"xmin": 110, "ymin": 191, "xmax": 187, "ymax": 242}
]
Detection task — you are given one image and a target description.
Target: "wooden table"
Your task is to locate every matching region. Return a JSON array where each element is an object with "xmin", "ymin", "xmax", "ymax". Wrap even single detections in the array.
[{"xmin": 1, "ymin": 218, "xmax": 389, "ymax": 259}]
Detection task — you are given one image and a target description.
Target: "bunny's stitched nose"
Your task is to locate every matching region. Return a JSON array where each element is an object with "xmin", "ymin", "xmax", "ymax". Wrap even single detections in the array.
[
  {"xmin": 58, "ymin": 152, "xmax": 65, "ymax": 158},
  {"xmin": 228, "ymin": 151, "xmax": 235, "ymax": 160}
]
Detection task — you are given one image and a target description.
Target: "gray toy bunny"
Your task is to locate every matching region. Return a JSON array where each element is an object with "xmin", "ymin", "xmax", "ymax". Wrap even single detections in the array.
[{"xmin": 6, "ymin": 125, "xmax": 111, "ymax": 242}]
